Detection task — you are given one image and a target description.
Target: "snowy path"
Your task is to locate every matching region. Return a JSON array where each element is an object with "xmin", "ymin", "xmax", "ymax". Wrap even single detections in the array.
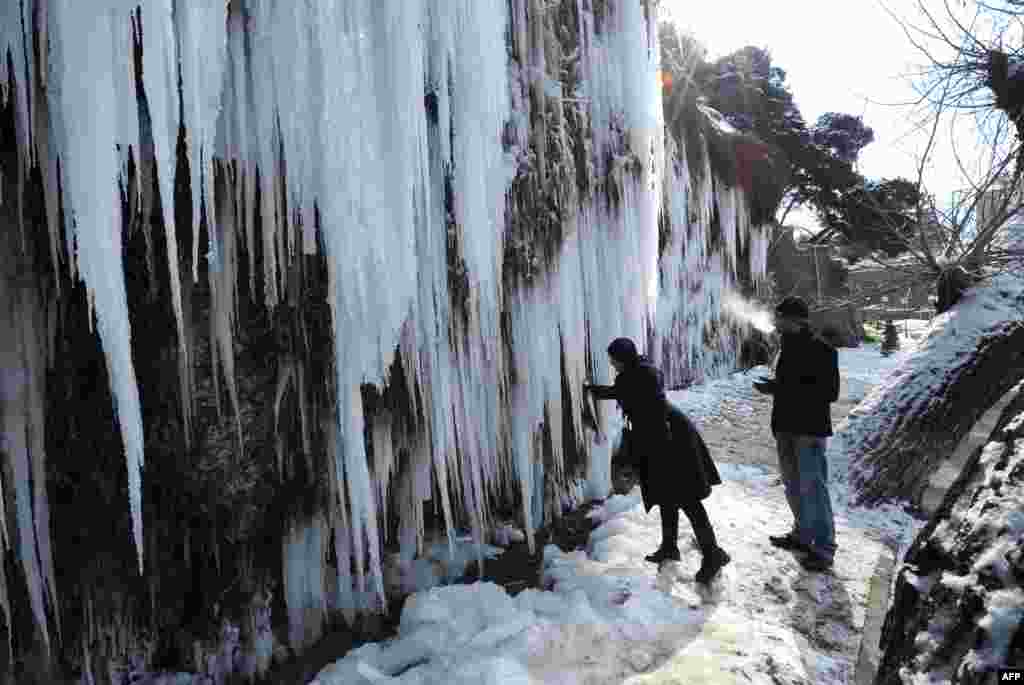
[{"xmin": 312, "ymin": 341, "xmax": 927, "ymax": 684}]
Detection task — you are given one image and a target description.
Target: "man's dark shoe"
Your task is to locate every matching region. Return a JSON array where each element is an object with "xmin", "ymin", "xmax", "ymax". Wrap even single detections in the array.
[
  {"xmin": 799, "ymin": 552, "xmax": 834, "ymax": 572},
  {"xmin": 645, "ymin": 547, "xmax": 681, "ymax": 564},
  {"xmin": 769, "ymin": 533, "xmax": 807, "ymax": 552},
  {"xmin": 695, "ymin": 547, "xmax": 731, "ymax": 584}
]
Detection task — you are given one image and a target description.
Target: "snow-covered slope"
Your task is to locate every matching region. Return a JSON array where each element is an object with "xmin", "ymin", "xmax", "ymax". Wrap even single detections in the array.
[{"xmin": 844, "ymin": 273, "xmax": 1024, "ymax": 504}]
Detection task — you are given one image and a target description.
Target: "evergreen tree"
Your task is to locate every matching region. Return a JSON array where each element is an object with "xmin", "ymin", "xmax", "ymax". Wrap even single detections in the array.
[{"xmin": 881, "ymin": 320, "xmax": 901, "ymax": 356}]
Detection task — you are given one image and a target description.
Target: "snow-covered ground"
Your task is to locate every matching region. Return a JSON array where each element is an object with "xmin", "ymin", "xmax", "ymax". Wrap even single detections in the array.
[{"xmin": 311, "ymin": 333, "xmax": 931, "ymax": 685}]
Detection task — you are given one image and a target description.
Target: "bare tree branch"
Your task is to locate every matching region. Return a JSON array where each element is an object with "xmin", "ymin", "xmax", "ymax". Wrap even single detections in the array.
[
  {"xmin": 776, "ymin": 192, "xmax": 803, "ymax": 228},
  {"xmin": 831, "ymin": 0, "xmax": 1024, "ymax": 296}
]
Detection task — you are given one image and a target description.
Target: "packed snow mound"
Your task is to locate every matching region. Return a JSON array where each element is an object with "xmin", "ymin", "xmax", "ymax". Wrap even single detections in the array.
[{"xmin": 311, "ymin": 493, "xmax": 709, "ymax": 685}]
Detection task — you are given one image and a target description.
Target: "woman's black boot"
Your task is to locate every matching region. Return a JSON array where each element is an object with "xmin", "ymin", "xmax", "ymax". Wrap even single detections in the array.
[
  {"xmin": 645, "ymin": 547, "xmax": 681, "ymax": 563},
  {"xmin": 695, "ymin": 547, "xmax": 730, "ymax": 584},
  {"xmin": 647, "ymin": 505, "xmax": 681, "ymax": 563}
]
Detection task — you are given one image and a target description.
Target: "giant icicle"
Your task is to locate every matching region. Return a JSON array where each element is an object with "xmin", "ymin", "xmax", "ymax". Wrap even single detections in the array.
[
  {"xmin": 48, "ymin": 1, "xmax": 148, "ymax": 574},
  {"xmin": 174, "ymin": 0, "xmax": 227, "ymax": 285}
]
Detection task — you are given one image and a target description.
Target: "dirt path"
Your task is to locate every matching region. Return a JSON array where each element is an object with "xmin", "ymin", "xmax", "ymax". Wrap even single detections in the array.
[{"xmin": 693, "ymin": 380, "xmax": 861, "ymax": 472}]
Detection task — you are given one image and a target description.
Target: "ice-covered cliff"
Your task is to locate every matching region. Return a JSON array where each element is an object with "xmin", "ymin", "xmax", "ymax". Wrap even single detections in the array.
[{"xmin": 0, "ymin": 0, "xmax": 767, "ymax": 680}]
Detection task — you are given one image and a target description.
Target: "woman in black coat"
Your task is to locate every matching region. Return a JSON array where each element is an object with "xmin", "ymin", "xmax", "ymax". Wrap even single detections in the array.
[{"xmin": 584, "ymin": 337, "xmax": 730, "ymax": 583}]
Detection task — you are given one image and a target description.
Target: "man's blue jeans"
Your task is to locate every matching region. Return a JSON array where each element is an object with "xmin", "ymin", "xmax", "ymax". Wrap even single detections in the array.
[{"xmin": 775, "ymin": 432, "xmax": 836, "ymax": 560}]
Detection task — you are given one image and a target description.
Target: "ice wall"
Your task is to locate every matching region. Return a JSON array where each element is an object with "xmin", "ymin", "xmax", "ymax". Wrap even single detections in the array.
[
  {"xmin": 0, "ymin": 0, "xmax": 767, "ymax": 675},
  {"xmin": 656, "ymin": 133, "xmax": 770, "ymax": 387}
]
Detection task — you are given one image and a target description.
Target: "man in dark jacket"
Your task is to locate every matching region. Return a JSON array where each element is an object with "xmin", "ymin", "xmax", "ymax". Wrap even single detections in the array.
[
  {"xmin": 585, "ymin": 337, "xmax": 730, "ymax": 584},
  {"xmin": 754, "ymin": 297, "xmax": 840, "ymax": 572}
]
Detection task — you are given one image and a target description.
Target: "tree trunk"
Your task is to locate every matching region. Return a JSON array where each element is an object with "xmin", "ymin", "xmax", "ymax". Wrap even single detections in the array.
[
  {"xmin": 936, "ymin": 265, "xmax": 973, "ymax": 314},
  {"xmin": 845, "ymin": 274, "xmax": 1024, "ymax": 507},
  {"xmin": 872, "ymin": 381, "xmax": 1024, "ymax": 685}
]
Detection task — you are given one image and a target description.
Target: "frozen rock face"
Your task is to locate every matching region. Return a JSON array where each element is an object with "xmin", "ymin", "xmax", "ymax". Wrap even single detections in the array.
[
  {"xmin": 874, "ymin": 384, "xmax": 1024, "ymax": 684},
  {"xmin": 0, "ymin": 0, "xmax": 766, "ymax": 681}
]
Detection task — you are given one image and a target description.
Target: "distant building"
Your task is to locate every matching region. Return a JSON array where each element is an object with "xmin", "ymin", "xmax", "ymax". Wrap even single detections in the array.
[
  {"xmin": 840, "ymin": 209, "xmax": 948, "ymax": 321},
  {"xmin": 769, "ymin": 227, "xmax": 848, "ymax": 304},
  {"xmin": 769, "ymin": 223, "xmax": 941, "ymax": 337},
  {"xmin": 768, "ymin": 227, "xmax": 863, "ymax": 345},
  {"xmin": 845, "ymin": 257, "xmax": 934, "ymax": 319}
]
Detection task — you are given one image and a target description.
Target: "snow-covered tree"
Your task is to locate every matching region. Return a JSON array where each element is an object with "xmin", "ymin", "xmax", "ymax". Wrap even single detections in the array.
[{"xmin": 879, "ymin": 320, "xmax": 900, "ymax": 356}]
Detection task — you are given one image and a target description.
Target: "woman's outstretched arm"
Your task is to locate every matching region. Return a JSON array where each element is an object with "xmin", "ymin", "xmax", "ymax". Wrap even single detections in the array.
[{"xmin": 584, "ymin": 383, "xmax": 618, "ymax": 400}]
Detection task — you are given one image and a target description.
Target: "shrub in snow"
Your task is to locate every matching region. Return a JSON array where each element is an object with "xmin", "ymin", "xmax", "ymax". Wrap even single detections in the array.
[{"xmin": 880, "ymin": 320, "xmax": 900, "ymax": 356}]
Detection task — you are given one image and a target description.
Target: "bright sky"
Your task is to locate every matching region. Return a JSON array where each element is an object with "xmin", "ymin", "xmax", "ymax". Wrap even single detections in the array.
[{"xmin": 663, "ymin": 0, "xmax": 993, "ymax": 231}]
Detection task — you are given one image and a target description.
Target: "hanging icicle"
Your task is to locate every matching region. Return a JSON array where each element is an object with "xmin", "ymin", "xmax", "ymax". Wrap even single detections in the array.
[
  {"xmin": 173, "ymin": 0, "xmax": 228, "ymax": 285},
  {"xmin": 133, "ymin": 1, "xmax": 197, "ymax": 446}
]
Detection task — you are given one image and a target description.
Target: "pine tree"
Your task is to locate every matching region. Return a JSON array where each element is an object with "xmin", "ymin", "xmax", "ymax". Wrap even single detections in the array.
[{"xmin": 880, "ymin": 320, "xmax": 901, "ymax": 356}]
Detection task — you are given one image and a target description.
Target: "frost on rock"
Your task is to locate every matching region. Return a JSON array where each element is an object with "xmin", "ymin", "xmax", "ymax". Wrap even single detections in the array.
[
  {"xmin": 0, "ymin": 0, "xmax": 769, "ymax": 675},
  {"xmin": 0, "ymin": 268, "xmax": 55, "ymax": 651},
  {"xmin": 0, "ymin": 0, "xmax": 31, "ymax": 252},
  {"xmin": 283, "ymin": 515, "xmax": 328, "ymax": 652}
]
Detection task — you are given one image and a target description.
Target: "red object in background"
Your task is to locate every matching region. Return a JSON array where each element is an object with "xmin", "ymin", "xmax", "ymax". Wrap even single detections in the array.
[
  {"xmin": 733, "ymin": 137, "xmax": 771, "ymax": 193},
  {"xmin": 657, "ymin": 69, "xmax": 673, "ymax": 94}
]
